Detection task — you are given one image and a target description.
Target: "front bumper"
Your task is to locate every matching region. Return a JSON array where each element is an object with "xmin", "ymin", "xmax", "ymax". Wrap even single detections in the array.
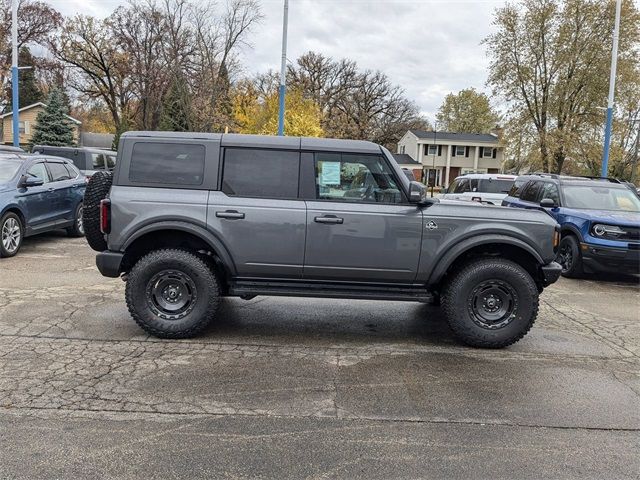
[
  {"xmin": 540, "ymin": 261, "xmax": 562, "ymax": 286},
  {"xmin": 96, "ymin": 251, "xmax": 124, "ymax": 278},
  {"xmin": 580, "ymin": 243, "xmax": 640, "ymax": 275}
]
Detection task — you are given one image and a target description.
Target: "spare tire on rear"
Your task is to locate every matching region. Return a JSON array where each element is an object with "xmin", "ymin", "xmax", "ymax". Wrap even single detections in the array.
[{"xmin": 83, "ymin": 171, "xmax": 113, "ymax": 252}]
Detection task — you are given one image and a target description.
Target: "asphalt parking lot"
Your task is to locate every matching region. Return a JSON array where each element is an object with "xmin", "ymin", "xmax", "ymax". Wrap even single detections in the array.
[{"xmin": 0, "ymin": 233, "xmax": 639, "ymax": 479}]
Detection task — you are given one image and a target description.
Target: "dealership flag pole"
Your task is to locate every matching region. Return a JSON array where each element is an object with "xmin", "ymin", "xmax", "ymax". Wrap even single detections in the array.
[
  {"xmin": 11, "ymin": 0, "xmax": 19, "ymax": 147},
  {"xmin": 601, "ymin": 0, "xmax": 622, "ymax": 177},
  {"xmin": 277, "ymin": 0, "xmax": 289, "ymax": 136}
]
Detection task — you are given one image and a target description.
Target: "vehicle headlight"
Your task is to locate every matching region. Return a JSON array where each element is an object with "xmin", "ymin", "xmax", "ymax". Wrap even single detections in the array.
[{"xmin": 592, "ymin": 224, "xmax": 624, "ymax": 238}]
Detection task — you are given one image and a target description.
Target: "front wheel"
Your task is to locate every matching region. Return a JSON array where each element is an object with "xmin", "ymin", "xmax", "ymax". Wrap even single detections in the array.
[
  {"xmin": 125, "ymin": 249, "xmax": 221, "ymax": 338},
  {"xmin": 441, "ymin": 258, "xmax": 539, "ymax": 348},
  {"xmin": 0, "ymin": 212, "xmax": 23, "ymax": 258},
  {"xmin": 556, "ymin": 235, "xmax": 583, "ymax": 278}
]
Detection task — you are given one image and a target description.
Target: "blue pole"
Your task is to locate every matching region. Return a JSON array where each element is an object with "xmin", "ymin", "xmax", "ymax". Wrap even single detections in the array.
[
  {"xmin": 601, "ymin": 107, "xmax": 614, "ymax": 177},
  {"xmin": 277, "ymin": 84, "xmax": 286, "ymax": 136},
  {"xmin": 601, "ymin": 0, "xmax": 622, "ymax": 177},
  {"xmin": 11, "ymin": 66, "xmax": 19, "ymax": 147}
]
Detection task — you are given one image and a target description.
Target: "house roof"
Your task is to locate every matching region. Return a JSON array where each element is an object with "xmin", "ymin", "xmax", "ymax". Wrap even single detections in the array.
[
  {"xmin": 0, "ymin": 102, "xmax": 82, "ymax": 125},
  {"xmin": 409, "ymin": 129, "xmax": 498, "ymax": 144},
  {"xmin": 392, "ymin": 153, "xmax": 420, "ymax": 165}
]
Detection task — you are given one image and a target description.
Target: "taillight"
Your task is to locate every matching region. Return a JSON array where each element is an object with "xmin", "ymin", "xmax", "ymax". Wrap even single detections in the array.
[{"xmin": 100, "ymin": 199, "xmax": 111, "ymax": 234}]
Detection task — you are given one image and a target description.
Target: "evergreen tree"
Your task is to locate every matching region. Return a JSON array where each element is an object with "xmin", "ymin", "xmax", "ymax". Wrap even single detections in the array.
[
  {"xmin": 29, "ymin": 88, "xmax": 75, "ymax": 147},
  {"xmin": 4, "ymin": 47, "xmax": 44, "ymax": 111},
  {"xmin": 159, "ymin": 76, "xmax": 191, "ymax": 132}
]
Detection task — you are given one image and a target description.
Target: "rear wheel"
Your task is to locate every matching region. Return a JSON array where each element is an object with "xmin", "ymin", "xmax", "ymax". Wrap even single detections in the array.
[
  {"xmin": 441, "ymin": 258, "xmax": 539, "ymax": 348},
  {"xmin": 125, "ymin": 249, "xmax": 221, "ymax": 338},
  {"xmin": 0, "ymin": 212, "xmax": 23, "ymax": 258},
  {"xmin": 556, "ymin": 235, "xmax": 583, "ymax": 278},
  {"xmin": 66, "ymin": 203, "xmax": 85, "ymax": 237}
]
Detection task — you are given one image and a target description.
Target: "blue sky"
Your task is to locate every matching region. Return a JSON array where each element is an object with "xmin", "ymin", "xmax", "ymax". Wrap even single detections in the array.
[{"xmin": 48, "ymin": 0, "xmax": 509, "ymax": 118}]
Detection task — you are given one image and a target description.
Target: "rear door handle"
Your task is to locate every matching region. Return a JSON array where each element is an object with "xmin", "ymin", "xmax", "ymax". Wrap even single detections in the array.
[
  {"xmin": 314, "ymin": 215, "xmax": 344, "ymax": 224},
  {"xmin": 216, "ymin": 210, "xmax": 245, "ymax": 220}
]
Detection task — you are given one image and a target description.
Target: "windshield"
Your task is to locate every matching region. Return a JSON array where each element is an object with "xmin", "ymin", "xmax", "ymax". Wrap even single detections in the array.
[
  {"xmin": 563, "ymin": 185, "xmax": 640, "ymax": 212},
  {"xmin": 478, "ymin": 179, "xmax": 514, "ymax": 194},
  {"xmin": 0, "ymin": 158, "xmax": 22, "ymax": 182}
]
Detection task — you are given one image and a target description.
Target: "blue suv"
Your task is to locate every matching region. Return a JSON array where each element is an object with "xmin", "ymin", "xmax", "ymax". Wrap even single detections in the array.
[
  {"xmin": 502, "ymin": 174, "xmax": 640, "ymax": 277},
  {"xmin": 0, "ymin": 153, "xmax": 86, "ymax": 258}
]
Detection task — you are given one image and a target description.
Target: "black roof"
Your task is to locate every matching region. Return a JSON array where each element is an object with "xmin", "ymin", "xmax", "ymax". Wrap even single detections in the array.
[
  {"xmin": 392, "ymin": 153, "xmax": 420, "ymax": 165},
  {"xmin": 409, "ymin": 130, "xmax": 498, "ymax": 143}
]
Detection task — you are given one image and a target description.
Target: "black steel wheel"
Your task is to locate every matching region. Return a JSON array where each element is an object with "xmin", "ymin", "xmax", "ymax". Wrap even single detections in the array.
[
  {"xmin": 441, "ymin": 257, "xmax": 539, "ymax": 348},
  {"xmin": 125, "ymin": 249, "xmax": 221, "ymax": 338}
]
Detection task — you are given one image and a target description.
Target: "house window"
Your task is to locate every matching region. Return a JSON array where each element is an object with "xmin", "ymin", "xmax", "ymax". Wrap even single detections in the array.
[
  {"xmin": 400, "ymin": 145, "xmax": 405, "ymax": 154},
  {"xmin": 426, "ymin": 144, "xmax": 438, "ymax": 156},
  {"xmin": 18, "ymin": 121, "xmax": 25, "ymax": 135},
  {"xmin": 483, "ymin": 147, "xmax": 494, "ymax": 158},
  {"xmin": 455, "ymin": 145, "xmax": 466, "ymax": 156}
]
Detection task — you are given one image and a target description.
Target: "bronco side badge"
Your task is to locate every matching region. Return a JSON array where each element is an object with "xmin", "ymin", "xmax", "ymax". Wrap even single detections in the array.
[{"xmin": 425, "ymin": 221, "xmax": 438, "ymax": 230}]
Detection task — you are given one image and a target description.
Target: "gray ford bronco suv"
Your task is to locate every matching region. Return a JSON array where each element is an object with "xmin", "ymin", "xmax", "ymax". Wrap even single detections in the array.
[{"xmin": 84, "ymin": 132, "xmax": 561, "ymax": 348}]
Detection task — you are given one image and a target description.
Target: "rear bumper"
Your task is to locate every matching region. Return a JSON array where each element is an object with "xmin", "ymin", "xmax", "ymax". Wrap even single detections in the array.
[
  {"xmin": 581, "ymin": 243, "xmax": 640, "ymax": 275},
  {"xmin": 96, "ymin": 251, "xmax": 124, "ymax": 278},
  {"xmin": 541, "ymin": 261, "xmax": 562, "ymax": 286}
]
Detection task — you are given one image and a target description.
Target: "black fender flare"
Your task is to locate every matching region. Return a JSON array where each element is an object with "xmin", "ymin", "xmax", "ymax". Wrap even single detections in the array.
[
  {"xmin": 559, "ymin": 224, "xmax": 583, "ymax": 242},
  {"xmin": 427, "ymin": 234, "xmax": 545, "ymax": 287},
  {"xmin": 122, "ymin": 221, "xmax": 237, "ymax": 276}
]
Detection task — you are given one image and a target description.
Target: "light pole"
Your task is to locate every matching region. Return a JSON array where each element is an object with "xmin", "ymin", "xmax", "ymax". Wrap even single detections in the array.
[
  {"xmin": 601, "ymin": 0, "xmax": 622, "ymax": 177},
  {"xmin": 277, "ymin": 0, "xmax": 289, "ymax": 136},
  {"xmin": 631, "ymin": 118, "xmax": 640, "ymax": 183},
  {"xmin": 11, "ymin": 0, "xmax": 19, "ymax": 147}
]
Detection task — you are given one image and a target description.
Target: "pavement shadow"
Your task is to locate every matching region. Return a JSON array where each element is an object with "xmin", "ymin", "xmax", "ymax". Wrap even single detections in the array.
[{"xmin": 203, "ymin": 299, "xmax": 459, "ymax": 348}]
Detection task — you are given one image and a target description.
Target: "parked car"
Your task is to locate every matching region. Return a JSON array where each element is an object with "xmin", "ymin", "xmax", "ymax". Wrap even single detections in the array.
[
  {"xmin": 502, "ymin": 174, "xmax": 640, "ymax": 277},
  {"xmin": 32, "ymin": 145, "xmax": 116, "ymax": 177},
  {"xmin": 0, "ymin": 153, "xmax": 86, "ymax": 257},
  {"xmin": 84, "ymin": 131, "xmax": 561, "ymax": 348},
  {"xmin": 442, "ymin": 173, "xmax": 517, "ymax": 204}
]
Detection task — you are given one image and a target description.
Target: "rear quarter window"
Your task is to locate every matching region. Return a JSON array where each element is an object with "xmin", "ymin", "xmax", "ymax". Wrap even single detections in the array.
[
  {"xmin": 509, "ymin": 179, "xmax": 526, "ymax": 198},
  {"xmin": 129, "ymin": 142, "xmax": 205, "ymax": 186}
]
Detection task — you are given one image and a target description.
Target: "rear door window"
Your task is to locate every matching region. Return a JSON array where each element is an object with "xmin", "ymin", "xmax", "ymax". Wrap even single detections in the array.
[
  {"xmin": 520, "ymin": 181, "xmax": 543, "ymax": 203},
  {"xmin": 508, "ymin": 179, "xmax": 526, "ymax": 197},
  {"xmin": 453, "ymin": 178, "xmax": 470, "ymax": 193},
  {"xmin": 47, "ymin": 162, "xmax": 72, "ymax": 182},
  {"xmin": 129, "ymin": 142, "xmax": 205, "ymax": 186},
  {"xmin": 222, "ymin": 148, "xmax": 299, "ymax": 199}
]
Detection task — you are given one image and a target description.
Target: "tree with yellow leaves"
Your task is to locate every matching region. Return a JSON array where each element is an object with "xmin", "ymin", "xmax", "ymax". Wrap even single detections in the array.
[{"xmin": 233, "ymin": 82, "xmax": 323, "ymax": 137}]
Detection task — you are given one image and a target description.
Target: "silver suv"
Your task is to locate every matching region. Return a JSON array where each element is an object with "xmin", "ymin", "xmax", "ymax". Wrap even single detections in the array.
[{"xmin": 85, "ymin": 132, "xmax": 562, "ymax": 348}]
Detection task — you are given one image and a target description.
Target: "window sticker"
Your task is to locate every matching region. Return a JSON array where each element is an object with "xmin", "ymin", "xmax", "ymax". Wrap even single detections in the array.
[{"xmin": 320, "ymin": 161, "xmax": 341, "ymax": 186}]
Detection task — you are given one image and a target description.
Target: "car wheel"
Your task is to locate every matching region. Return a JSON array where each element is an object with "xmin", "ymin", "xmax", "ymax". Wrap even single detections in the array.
[
  {"xmin": 441, "ymin": 258, "xmax": 539, "ymax": 348},
  {"xmin": 83, "ymin": 171, "xmax": 112, "ymax": 252},
  {"xmin": 125, "ymin": 249, "xmax": 221, "ymax": 339},
  {"xmin": 0, "ymin": 212, "xmax": 23, "ymax": 258},
  {"xmin": 556, "ymin": 235, "xmax": 583, "ymax": 278},
  {"xmin": 66, "ymin": 203, "xmax": 85, "ymax": 237}
]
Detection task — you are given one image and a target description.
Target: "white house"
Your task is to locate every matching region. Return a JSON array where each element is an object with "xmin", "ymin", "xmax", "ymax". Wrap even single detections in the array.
[{"xmin": 396, "ymin": 129, "xmax": 504, "ymax": 187}]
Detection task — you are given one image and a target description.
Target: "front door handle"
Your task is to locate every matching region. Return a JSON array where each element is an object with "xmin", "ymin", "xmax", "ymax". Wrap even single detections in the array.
[
  {"xmin": 314, "ymin": 215, "xmax": 344, "ymax": 224},
  {"xmin": 216, "ymin": 210, "xmax": 245, "ymax": 220}
]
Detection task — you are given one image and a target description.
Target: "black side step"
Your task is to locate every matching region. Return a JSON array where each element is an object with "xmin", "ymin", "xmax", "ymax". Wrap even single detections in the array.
[{"xmin": 228, "ymin": 280, "xmax": 433, "ymax": 303}]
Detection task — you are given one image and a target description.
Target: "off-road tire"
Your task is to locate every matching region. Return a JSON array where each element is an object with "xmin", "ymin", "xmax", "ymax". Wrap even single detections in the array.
[
  {"xmin": 441, "ymin": 258, "xmax": 539, "ymax": 348},
  {"xmin": 83, "ymin": 171, "xmax": 112, "ymax": 252},
  {"xmin": 556, "ymin": 235, "xmax": 583, "ymax": 278},
  {"xmin": 66, "ymin": 202, "xmax": 85, "ymax": 237},
  {"xmin": 125, "ymin": 249, "xmax": 221, "ymax": 338},
  {"xmin": 0, "ymin": 212, "xmax": 23, "ymax": 258}
]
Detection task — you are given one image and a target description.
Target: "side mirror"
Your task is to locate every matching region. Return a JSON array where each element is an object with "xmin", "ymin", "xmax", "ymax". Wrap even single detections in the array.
[
  {"xmin": 408, "ymin": 181, "xmax": 427, "ymax": 204},
  {"xmin": 18, "ymin": 175, "xmax": 44, "ymax": 188},
  {"xmin": 540, "ymin": 198, "xmax": 556, "ymax": 208}
]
